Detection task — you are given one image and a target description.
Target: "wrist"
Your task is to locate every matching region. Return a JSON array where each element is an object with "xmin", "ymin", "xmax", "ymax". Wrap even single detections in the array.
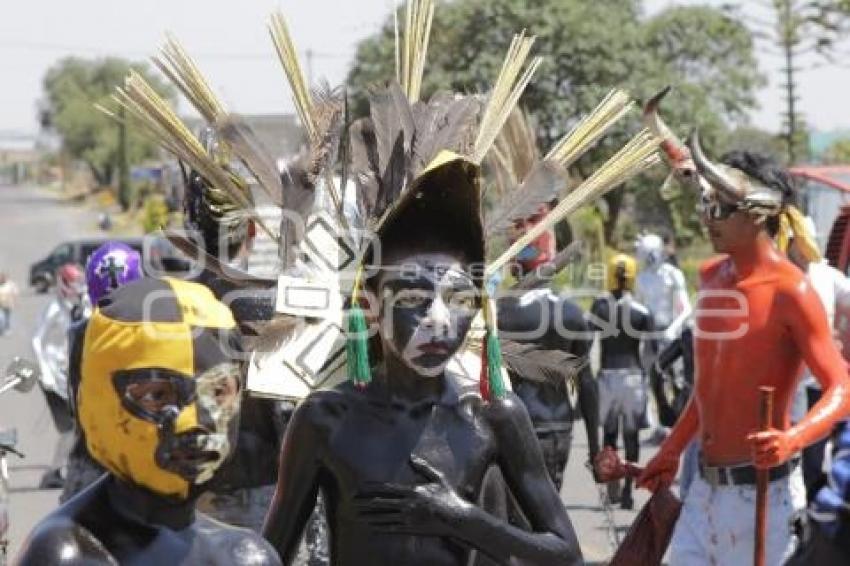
[{"xmin": 786, "ymin": 427, "xmax": 804, "ymax": 454}]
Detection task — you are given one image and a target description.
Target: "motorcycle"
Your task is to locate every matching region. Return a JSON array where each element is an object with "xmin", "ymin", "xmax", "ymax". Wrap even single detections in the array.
[{"xmin": 0, "ymin": 357, "xmax": 38, "ymax": 565}]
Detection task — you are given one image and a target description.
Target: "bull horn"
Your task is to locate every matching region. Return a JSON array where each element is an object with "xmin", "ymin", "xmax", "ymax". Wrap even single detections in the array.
[
  {"xmin": 687, "ymin": 129, "xmax": 745, "ymax": 203},
  {"xmin": 642, "ymin": 86, "xmax": 690, "ymax": 165}
]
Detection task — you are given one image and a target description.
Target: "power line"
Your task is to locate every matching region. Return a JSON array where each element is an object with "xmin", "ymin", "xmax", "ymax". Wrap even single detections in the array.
[{"xmin": 0, "ymin": 39, "xmax": 348, "ymax": 61}]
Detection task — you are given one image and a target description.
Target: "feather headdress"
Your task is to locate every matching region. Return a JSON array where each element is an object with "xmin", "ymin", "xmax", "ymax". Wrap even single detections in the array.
[{"xmin": 103, "ymin": 4, "xmax": 661, "ymax": 403}]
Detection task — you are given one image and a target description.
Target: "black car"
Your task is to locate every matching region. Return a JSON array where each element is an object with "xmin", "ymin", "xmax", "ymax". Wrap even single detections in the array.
[{"xmin": 29, "ymin": 236, "xmax": 190, "ymax": 293}]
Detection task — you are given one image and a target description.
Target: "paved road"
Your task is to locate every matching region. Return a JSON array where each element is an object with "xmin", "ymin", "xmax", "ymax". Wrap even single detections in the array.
[
  {"xmin": 0, "ymin": 183, "xmax": 663, "ymax": 563},
  {"xmin": 0, "ymin": 184, "xmax": 99, "ymax": 558}
]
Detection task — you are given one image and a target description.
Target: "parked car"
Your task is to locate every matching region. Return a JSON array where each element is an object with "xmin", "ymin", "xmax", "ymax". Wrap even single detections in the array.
[{"xmin": 29, "ymin": 236, "xmax": 190, "ymax": 293}]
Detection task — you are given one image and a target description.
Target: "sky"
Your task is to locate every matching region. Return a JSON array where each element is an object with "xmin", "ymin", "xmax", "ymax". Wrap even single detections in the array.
[{"xmin": 2, "ymin": 0, "xmax": 850, "ymax": 137}]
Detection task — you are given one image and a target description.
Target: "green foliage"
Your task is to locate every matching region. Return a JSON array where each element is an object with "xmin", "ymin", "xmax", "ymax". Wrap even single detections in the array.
[
  {"xmin": 822, "ymin": 138, "xmax": 850, "ymax": 164},
  {"xmin": 140, "ymin": 195, "xmax": 170, "ymax": 234},
  {"xmin": 729, "ymin": 0, "xmax": 850, "ymax": 162},
  {"xmin": 722, "ymin": 126, "xmax": 787, "ymax": 163},
  {"xmin": 42, "ymin": 57, "xmax": 174, "ymax": 202},
  {"xmin": 347, "ymin": 0, "xmax": 764, "ymax": 249}
]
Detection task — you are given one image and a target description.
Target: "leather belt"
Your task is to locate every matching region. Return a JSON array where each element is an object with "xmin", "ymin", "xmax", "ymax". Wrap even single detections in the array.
[{"xmin": 698, "ymin": 457, "xmax": 799, "ymax": 487}]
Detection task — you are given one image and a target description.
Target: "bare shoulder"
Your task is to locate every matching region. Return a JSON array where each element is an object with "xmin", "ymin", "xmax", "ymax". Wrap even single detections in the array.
[
  {"xmin": 15, "ymin": 515, "xmax": 116, "ymax": 565},
  {"xmin": 199, "ymin": 516, "xmax": 282, "ymax": 565},
  {"xmin": 698, "ymin": 255, "xmax": 730, "ymax": 283},
  {"xmin": 292, "ymin": 386, "xmax": 353, "ymax": 422},
  {"xmin": 771, "ymin": 261, "xmax": 827, "ymax": 319},
  {"xmin": 482, "ymin": 392, "xmax": 534, "ymax": 431}
]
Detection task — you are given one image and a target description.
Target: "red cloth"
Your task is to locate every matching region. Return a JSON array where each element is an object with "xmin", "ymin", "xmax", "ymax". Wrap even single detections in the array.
[
  {"xmin": 609, "ymin": 487, "xmax": 682, "ymax": 566},
  {"xmin": 594, "ymin": 446, "xmax": 682, "ymax": 566}
]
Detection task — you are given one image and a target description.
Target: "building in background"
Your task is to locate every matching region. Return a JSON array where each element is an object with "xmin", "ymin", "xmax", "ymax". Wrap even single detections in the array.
[
  {"xmin": 791, "ymin": 166, "xmax": 850, "ymax": 251},
  {"xmin": 0, "ymin": 132, "xmax": 43, "ymax": 185}
]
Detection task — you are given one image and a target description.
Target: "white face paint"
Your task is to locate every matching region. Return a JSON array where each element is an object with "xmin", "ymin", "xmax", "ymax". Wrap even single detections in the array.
[{"xmin": 378, "ymin": 253, "xmax": 479, "ymax": 378}]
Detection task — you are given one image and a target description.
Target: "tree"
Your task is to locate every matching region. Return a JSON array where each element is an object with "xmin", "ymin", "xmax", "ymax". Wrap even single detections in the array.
[
  {"xmin": 41, "ymin": 57, "xmax": 174, "ymax": 210},
  {"xmin": 731, "ymin": 1, "xmax": 850, "ymax": 163},
  {"xmin": 347, "ymin": 0, "xmax": 764, "ymax": 247},
  {"xmin": 822, "ymin": 138, "xmax": 850, "ymax": 164},
  {"xmin": 722, "ymin": 126, "xmax": 788, "ymax": 162}
]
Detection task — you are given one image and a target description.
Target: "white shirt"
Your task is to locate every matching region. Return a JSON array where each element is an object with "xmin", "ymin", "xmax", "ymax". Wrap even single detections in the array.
[
  {"xmin": 635, "ymin": 262, "xmax": 691, "ymax": 333},
  {"xmin": 802, "ymin": 260, "xmax": 850, "ymax": 388}
]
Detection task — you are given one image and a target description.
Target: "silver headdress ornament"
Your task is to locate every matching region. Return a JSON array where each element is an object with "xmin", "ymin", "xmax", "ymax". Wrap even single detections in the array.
[{"xmin": 687, "ymin": 130, "xmax": 784, "ymax": 219}]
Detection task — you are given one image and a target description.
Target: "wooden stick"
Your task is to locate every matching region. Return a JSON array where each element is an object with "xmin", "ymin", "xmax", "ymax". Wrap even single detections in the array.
[{"xmin": 754, "ymin": 386, "xmax": 774, "ymax": 566}]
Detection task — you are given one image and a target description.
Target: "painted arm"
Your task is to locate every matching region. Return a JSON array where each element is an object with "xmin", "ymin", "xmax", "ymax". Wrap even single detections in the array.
[
  {"xmin": 565, "ymin": 304, "xmax": 599, "ymax": 466},
  {"xmin": 486, "ymin": 395, "xmax": 583, "ymax": 565},
  {"xmin": 261, "ymin": 397, "xmax": 322, "ymax": 565},
  {"xmin": 637, "ymin": 394, "xmax": 699, "ymax": 492},
  {"xmin": 748, "ymin": 282, "xmax": 850, "ymax": 468},
  {"xmin": 648, "ymin": 325, "xmax": 683, "ymax": 428},
  {"xmin": 576, "ymin": 361, "xmax": 600, "ymax": 466}
]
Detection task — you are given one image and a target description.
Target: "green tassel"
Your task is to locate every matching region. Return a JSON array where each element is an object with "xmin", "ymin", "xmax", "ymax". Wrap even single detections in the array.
[
  {"xmin": 346, "ymin": 304, "xmax": 372, "ymax": 388},
  {"xmin": 486, "ymin": 330, "xmax": 506, "ymax": 400}
]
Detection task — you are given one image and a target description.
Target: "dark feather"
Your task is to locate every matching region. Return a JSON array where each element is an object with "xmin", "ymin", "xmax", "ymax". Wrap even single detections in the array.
[
  {"xmin": 411, "ymin": 92, "xmax": 479, "ymax": 172},
  {"xmin": 377, "ymin": 135, "xmax": 407, "ymax": 218},
  {"xmin": 164, "ymin": 231, "xmax": 276, "ymax": 289},
  {"xmin": 500, "ymin": 339, "xmax": 587, "ymax": 388},
  {"xmin": 246, "ymin": 315, "xmax": 299, "ymax": 354},
  {"xmin": 338, "ymin": 93, "xmax": 352, "ymax": 209},
  {"xmin": 278, "ymin": 157, "xmax": 317, "ymax": 267},
  {"xmin": 307, "ymin": 82, "xmax": 345, "ymax": 187},
  {"xmin": 485, "ymin": 159, "xmax": 568, "ymax": 239},
  {"xmin": 368, "ymin": 81, "xmax": 414, "ymax": 216},
  {"xmin": 349, "ymin": 118, "xmax": 380, "ymax": 221},
  {"xmin": 215, "ymin": 114, "xmax": 284, "ymax": 206}
]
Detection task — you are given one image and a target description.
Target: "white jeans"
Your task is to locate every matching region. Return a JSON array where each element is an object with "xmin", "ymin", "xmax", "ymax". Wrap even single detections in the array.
[{"xmin": 668, "ymin": 472, "xmax": 801, "ymax": 565}]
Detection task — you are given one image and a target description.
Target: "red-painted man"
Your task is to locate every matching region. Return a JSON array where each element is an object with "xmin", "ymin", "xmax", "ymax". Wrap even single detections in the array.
[{"xmin": 638, "ymin": 93, "xmax": 850, "ymax": 564}]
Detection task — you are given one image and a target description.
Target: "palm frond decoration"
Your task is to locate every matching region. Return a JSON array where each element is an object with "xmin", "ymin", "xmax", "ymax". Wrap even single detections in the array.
[
  {"xmin": 268, "ymin": 11, "xmax": 345, "ymax": 218},
  {"xmin": 153, "ymin": 33, "xmax": 227, "ymax": 124},
  {"xmin": 268, "ymin": 11, "xmax": 317, "ymax": 142},
  {"xmin": 472, "ymin": 31, "xmax": 543, "ymax": 164},
  {"xmin": 97, "ymin": 71, "xmax": 275, "ymax": 239},
  {"xmin": 153, "ymin": 35, "xmax": 284, "ymax": 203},
  {"xmin": 396, "ymin": 0, "xmax": 435, "ymax": 102},
  {"xmin": 545, "ymin": 89, "xmax": 634, "ymax": 169},
  {"xmin": 487, "ymin": 129, "xmax": 661, "ymax": 275}
]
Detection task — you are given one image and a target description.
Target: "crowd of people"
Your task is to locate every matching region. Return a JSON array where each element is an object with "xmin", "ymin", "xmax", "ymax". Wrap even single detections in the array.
[{"xmin": 7, "ymin": 6, "xmax": 850, "ymax": 566}]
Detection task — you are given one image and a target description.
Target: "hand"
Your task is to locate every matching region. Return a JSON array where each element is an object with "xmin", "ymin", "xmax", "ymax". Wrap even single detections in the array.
[
  {"xmin": 592, "ymin": 447, "xmax": 644, "ymax": 483},
  {"xmin": 353, "ymin": 456, "xmax": 473, "ymax": 537},
  {"xmin": 636, "ymin": 451, "xmax": 679, "ymax": 493},
  {"xmin": 592, "ymin": 447, "xmax": 624, "ymax": 483},
  {"xmin": 746, "ymin": 428, "xmax": 799, "ymax": 469}
]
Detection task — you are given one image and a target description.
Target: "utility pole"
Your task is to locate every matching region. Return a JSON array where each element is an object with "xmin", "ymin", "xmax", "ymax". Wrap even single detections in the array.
[
  {"xmin": 117, "ymin": 104, "xmax": 130, "ymax": 211},
  {"xmin": 778, "ymin": 0, "xmax": 801, "ymax": 164}
]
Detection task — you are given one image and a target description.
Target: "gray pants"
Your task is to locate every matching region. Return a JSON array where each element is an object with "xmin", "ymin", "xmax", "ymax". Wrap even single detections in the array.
[{"xmin": 598, "ymin": 368, "xmax": 646, "ymax": 433}]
